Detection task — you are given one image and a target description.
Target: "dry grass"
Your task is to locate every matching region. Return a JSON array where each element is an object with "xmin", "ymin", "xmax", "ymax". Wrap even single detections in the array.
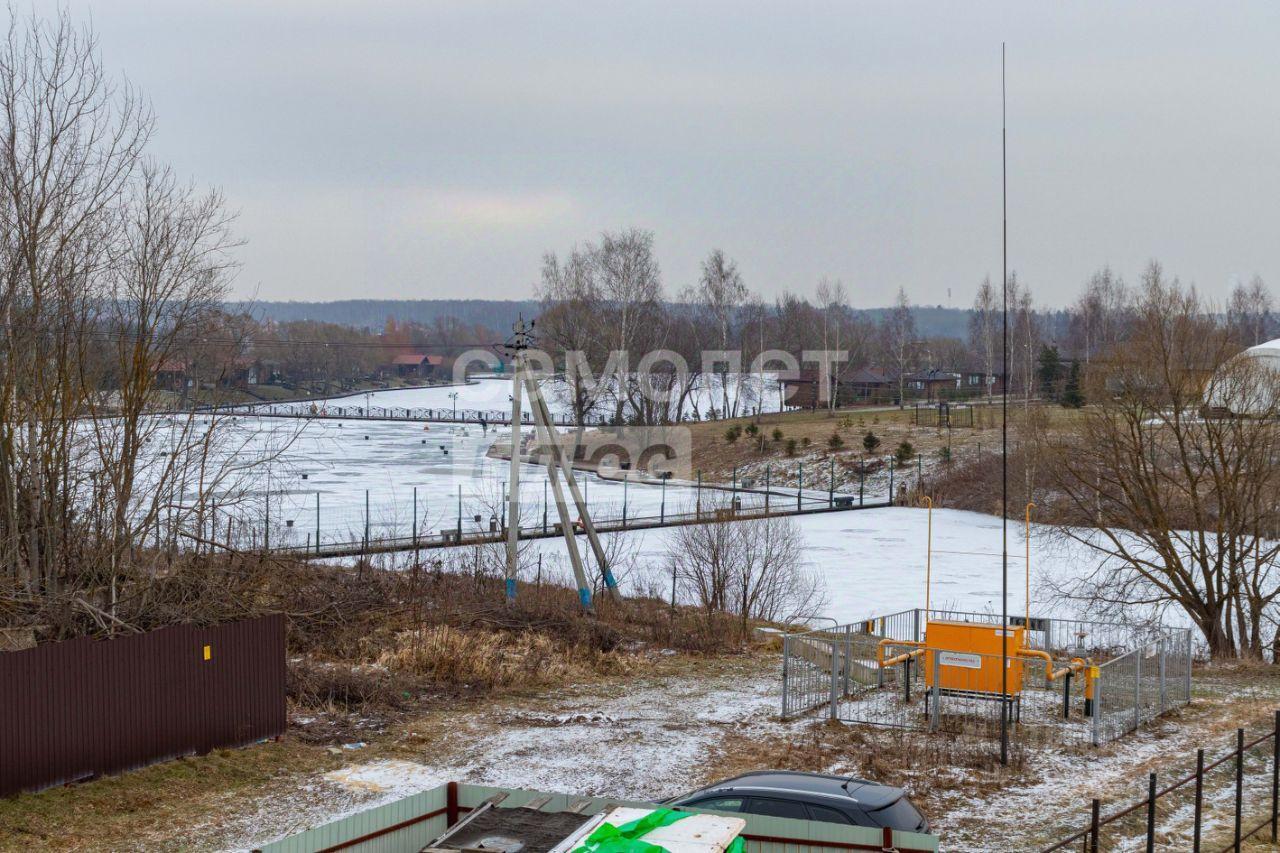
[
  {"xmin": 0, "ymin": 651, "xmax": 768, "ymax": 852},
  {"xmin": 277, "ymin": 562, "xmax": 750, "ymax": 730},
  {"xmin": 374, "ymin": 624, "xmax": 639, "ymax": 689},
  {"xmin": 703, "ymin": 718, "xmax": 1024, "ymax": 818},
  {"xmin": 681, "ymin": 401, "xmax": 1079, "ymax": 485},
  {"xmin": 0, "ymin": 735, "xmax": 341, "ymax": 852}
]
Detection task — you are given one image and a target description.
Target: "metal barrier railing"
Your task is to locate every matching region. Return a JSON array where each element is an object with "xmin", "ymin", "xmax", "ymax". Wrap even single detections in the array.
[
  {"xmin": 781, "ymin": 610, "xmax": 1194, "ymax": 751},
  {"xmin": 1043, "ymin": 712, "xmax": 1280, "ymax": 852}
]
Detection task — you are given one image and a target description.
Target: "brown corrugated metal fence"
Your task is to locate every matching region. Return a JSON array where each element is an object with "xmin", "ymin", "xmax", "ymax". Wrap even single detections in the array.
[{"xmin": 0, "ymin": 614, "xmax": 286, "ymax": 797}]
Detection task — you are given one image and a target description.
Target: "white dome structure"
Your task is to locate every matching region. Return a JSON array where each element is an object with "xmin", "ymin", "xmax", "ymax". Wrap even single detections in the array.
[{"xmin": 1205, "ymin": 338, "xmax": 1280, "ymax": 415}]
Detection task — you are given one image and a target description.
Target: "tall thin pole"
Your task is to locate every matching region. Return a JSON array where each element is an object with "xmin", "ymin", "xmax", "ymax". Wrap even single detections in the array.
[
  {"xmin": 923, "ymin": 496, "xmax": 933, "ymax": 616},
  {"xmin": 1000, "ymin": 41, "xmax": 1010, "ymax": 766},
  {"xmin": 505, "ymin": 336, "xmax": 525, "ymax": 605},
  {"xmin": 1026, "ymin": 501, "xmax": 1035, "ymax": 628},
  {"xmin": 660, "ymin": 473, "xmax": 666, "ymax": 523}
]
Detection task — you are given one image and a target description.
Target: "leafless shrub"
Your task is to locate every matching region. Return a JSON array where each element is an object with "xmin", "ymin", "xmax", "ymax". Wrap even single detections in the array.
[{"xmin": 668, "ymin": 514, "xmax": 826, "ymax": 637}]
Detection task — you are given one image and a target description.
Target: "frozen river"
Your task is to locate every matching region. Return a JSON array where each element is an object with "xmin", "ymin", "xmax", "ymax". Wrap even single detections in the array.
[
  {"xmin": 159, "ymin": 377, "xmax": 837, "ymax": 552},
  {"xmin": 246, "ymin": 374, "xmax": 786, "ymax": 422},
  {"xmin": 150, "ymin": 381, "xmax": 1135, "ymax": 630}
]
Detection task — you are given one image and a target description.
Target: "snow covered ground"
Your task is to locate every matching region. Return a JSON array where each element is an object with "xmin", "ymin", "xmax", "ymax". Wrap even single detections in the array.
[
  {"xmin": 361, "ymin": 505, "xmax": 1109, "ymax": 626},
  {"xmin": 218, "ymin": 660, "xmax": 788, "ymax": 852},
  {"xmin": 247, "ymin": 376, "xmax": 547, "ymax": 418},
  {"xmin": 215, "ymin": 653, "xmax": 1268, "ymax": 853},
  {"xmin": 150, "ymin": 382, "xmax": 1119, "ymax": 625}
]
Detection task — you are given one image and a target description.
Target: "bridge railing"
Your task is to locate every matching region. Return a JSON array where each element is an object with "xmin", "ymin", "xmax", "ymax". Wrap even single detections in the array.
[{"xmin": 173, "ymin": 481, "xmax": 888, "ymax": 559}]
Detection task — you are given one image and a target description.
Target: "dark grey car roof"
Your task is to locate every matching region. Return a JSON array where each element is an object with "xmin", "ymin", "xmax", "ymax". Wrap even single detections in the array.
[{"xmin": 692, "ymin": 771, "xmax": 905, "ymax": 811}]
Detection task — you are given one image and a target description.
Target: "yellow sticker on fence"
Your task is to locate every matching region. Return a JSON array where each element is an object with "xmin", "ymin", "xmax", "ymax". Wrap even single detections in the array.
[
  {"xmin": 203, "ymin": 644, "xmax": 212, "ymax": 661},
  {"xmin": 1089, "ymin": 666, "xmax": 1100, "ymax": 679}
]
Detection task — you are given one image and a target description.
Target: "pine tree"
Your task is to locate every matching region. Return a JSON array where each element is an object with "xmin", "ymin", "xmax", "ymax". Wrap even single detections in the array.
[
  {"xmin": 1061, "ymin": 360, "xmax": 1085, "ymax": 408},
  {"xmin": 1037, "ymin": 344, "xmax": 1063, "ymax": 401}
]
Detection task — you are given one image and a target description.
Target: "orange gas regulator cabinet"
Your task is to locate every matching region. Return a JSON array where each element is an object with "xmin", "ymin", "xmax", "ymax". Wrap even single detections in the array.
[
  {"xmin": 875, "ymin": 499, "xmax": 1094, "ymax": 712},
  {"xmin": 922, "ymin": 620, "xmax": 1025, "ymax": 695}
]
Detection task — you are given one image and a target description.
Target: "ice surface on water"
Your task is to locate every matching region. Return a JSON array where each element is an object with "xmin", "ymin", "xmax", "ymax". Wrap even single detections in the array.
[
  {"xmin": 139, "ymin": 380, "xmax": 1134, "ymax": 626},
  {"xmin": 141, "ymin": 378, "xmax": 810, "ymax": 549},
  {"xmin": 252, "ymin": 374, "xmax": 784, "ymax": 420}
]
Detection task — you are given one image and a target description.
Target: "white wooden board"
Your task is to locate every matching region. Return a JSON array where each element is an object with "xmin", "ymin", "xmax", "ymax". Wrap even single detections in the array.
[{"xmin": 549, "ymin": 806, "xmax": 746, "ymax": 853}]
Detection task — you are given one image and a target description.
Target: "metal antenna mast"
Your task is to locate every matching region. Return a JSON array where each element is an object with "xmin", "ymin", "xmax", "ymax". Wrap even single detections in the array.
[{"xmin": 1000, "ymin": 42, "xmax": 1010, "ymax": 766}]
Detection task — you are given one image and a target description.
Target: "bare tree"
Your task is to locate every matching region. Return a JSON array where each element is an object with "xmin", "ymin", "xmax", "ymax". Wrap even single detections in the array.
[
  {"xmin": 0, "ymin": 11, "xmax": 284, "ymax": 631},
  {"xmin": 880, "ymin": 288, "xmax": 916, "ymax": 407},
  {"xmin": 1043, "ymin": 264, "xmax": 1280, "ymax": 658},
  {"xmin": 538, "ymin": 245, "xmax": 606, "ymax": 427},
  {"xmin": 816, "ymin": 278, "xmax": 849, "ymax": 413},
  {"xmin": 1228, "ymin": 275, "xmax": 1273, "ymax": 347},
  {"xmin": 668, "ymin": 515, "xmax": 825, "ymax": 636},
  {"xmin": 697, "ymin": 249, "xmax": 746, "ymax": 418},
  {"xmin": 1068, "ymin": 267, "xmax": 1129, "ymax": 367},
  {"xmin": 969, "ymin": 277, "xmax": 999, "ymax": 402},
  {"xmin": 1005, "ymin": 274, "xmax": 1038, "ymax": 409},
  {"xmin": 596, "ymin": 228, "xmax": 664, "ymax": 424},
  {"xmin": 0, "ymin": 9, "xmax": 152, "ymax": 589}
]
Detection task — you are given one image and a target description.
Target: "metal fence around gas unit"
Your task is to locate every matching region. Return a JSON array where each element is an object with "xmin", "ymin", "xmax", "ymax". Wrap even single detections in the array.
[{"xmin": 780, "ymin": 609, "xmax": 1193, "ymax": 751}]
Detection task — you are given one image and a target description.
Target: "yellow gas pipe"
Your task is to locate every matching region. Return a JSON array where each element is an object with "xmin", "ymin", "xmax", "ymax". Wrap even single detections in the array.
[
  {"xmin": 1025, "ymin": 501, "xmax": 1035, "ymax": 630},
  {"xmin": 922, "ymin": 496, "xmax": 933, "ymax": 617}
]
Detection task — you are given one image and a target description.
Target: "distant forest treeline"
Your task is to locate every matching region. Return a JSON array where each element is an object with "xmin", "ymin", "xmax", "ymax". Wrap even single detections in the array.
[
  {"xmin": 233, "ymin": 299, "xmax": 994, "ymax": 340},
  {"xmin": 231, "ymin": 300, "xmax": 541, "ymax": 334}
]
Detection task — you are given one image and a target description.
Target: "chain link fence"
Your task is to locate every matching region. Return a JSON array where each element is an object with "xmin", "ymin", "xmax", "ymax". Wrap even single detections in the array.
[{"xmin": 781, "ymin": 608, "xmax": 1193, "ymax": 751}]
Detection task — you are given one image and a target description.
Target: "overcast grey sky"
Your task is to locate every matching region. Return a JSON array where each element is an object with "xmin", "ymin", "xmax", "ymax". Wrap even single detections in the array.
[{"xmin": 54, "ymin": 1, "xmax": 1280, "ymax": 307}]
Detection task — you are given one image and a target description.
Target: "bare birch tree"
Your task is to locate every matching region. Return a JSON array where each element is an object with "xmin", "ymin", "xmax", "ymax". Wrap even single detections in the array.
[
  {"xmin": 595, "ymin": 228, "xmax": 663, "ymax": 424},
  {"xmin": 881, "ymin": 288, "xmax": 916, "ymax": 407},
  {"xmin": 1069, "ymin": 267, "xmax": 1129, "ymax": 367},
  {"xmin": 816, "ymin": 278, "xmax": 849, "ymax": 413},
  {"xmin": 697, "ymin": 249, "xmax": 746, "ymax": 418},
  {"xmin": 969, "ymin": 277, "xmax": 999, "ymax": 402}
]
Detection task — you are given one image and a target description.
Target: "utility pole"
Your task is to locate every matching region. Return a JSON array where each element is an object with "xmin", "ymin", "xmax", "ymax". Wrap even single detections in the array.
[
  {"xmin": 501, "ymin": 317, "xmax": 617, "ymax": 610},
  {"xmin": 501, "ymin": 318, "xmax": 530, "ymax": 604},
  {"xmin": 524, "ymin": 369, "xmax": 617, "ymax": 603}
]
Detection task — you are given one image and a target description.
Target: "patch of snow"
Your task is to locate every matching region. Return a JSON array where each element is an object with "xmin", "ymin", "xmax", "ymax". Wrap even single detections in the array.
[{"xmin": 323, "ymin": 759, "xmax": 449, "ymax": 796}]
